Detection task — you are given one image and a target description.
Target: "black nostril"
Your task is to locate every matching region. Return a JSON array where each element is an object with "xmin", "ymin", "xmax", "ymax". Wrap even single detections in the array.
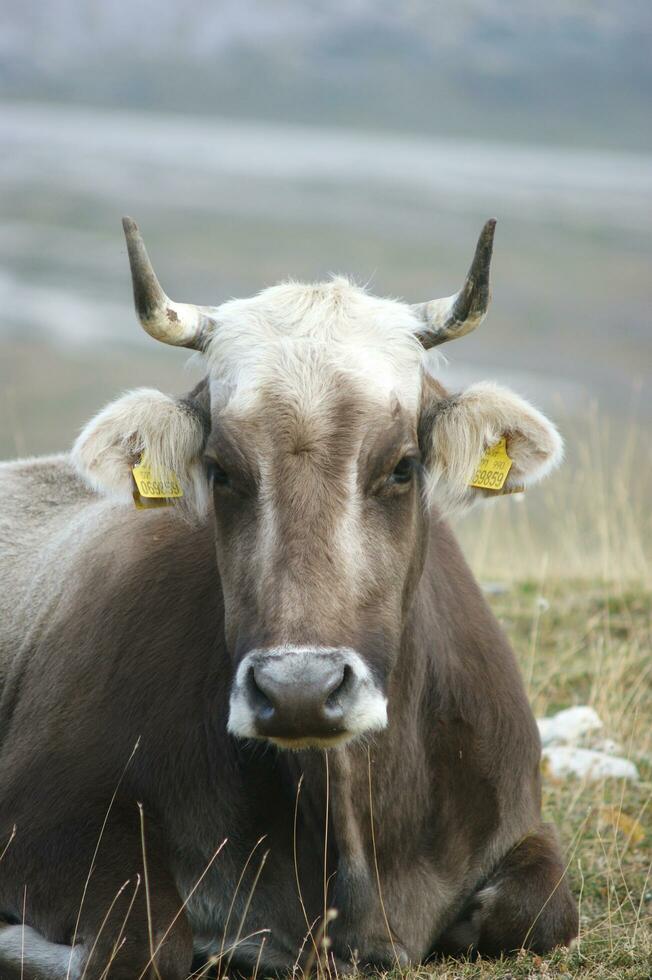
[
  {"xmin": 324, "ymin": 663, "xmax": 353, "ymax": 711},
  {"xmin": 244, "ymin": 656, "xmax": 360, "ymax": 737},
  {"xmin": 248, "ymin": 667, "xmax": 275, "ymax": 721}
]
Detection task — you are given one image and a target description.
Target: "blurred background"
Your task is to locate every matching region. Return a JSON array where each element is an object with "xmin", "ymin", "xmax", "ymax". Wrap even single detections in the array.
[{"xmin": 1, "ymin": 0, "xmax": 651, "ymax": 580}]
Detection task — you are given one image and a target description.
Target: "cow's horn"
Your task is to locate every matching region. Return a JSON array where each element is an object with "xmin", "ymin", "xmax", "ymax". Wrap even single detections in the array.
[
  {"xmin": 412, "ymin": 218, "xmax": 496, "ymax": 349},
  {"xmin": 122, "ymin": 217, "xmax": 217, "ymax": 351}
]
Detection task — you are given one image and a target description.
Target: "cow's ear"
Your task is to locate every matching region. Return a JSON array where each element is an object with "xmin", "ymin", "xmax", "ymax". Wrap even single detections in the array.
[
  {"xmin": 72, "ymin": 385, "xmax": 210, "ymax": 514},
  {"xmin": 422, "ymin": 381, "xmax": 563, "ymax": 517}
]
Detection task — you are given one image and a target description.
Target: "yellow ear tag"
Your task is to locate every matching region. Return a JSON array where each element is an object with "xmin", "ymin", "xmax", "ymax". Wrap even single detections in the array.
[
  {"xmin": 470, "ymin": 437, "xmax": 513, "ymax": 491},
  {"xmin": 131, "ymin": 452, "xmax": 183, "ymax": 509}
]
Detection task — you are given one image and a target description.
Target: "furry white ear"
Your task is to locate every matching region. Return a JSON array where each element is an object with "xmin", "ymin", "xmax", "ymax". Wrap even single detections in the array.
[
  {"xmin": 72, "ymin": 388, "xmax": 209, "ymax": 514},
  {"xmin": 425, "ymin": 381, "xmax": 563, "ymax": 517}
]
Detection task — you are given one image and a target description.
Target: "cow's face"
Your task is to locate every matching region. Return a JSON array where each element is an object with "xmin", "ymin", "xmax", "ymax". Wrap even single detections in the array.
[
  {"xmin": 200, "ymin": 284, "xmax": 428, "ymax": 747},
  {"xmin": 73, "ymin": 219, "xmax": 563, "ymax": 749}
]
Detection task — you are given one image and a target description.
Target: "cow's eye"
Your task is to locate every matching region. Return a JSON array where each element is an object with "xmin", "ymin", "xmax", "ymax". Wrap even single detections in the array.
[
  {"xmin": 205, "ymin": 458, "xmax": 230, "ymax": 487},
  {"xmin": 390, "ymin": 457, "xmax": 416, "ymax": 485}
]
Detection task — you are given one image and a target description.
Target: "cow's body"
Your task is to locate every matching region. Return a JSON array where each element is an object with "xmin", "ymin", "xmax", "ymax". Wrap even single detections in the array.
[
  {"xmin": 0, "ymin": 455, "xmax": 572, "ymax": 977},
  {"xmin": 0, "ymin": 220, "xmax": 577, "ymax": 978}
]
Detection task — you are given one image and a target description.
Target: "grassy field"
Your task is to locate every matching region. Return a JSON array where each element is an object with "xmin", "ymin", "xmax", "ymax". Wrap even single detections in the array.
[{"xmin": 414, "ymin": 581, "xmax": 652, "ymax": 980}]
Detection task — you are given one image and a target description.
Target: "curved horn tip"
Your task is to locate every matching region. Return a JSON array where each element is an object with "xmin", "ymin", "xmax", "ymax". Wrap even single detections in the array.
[
  {"xmin": 413, "ymin": 218, "xmax": 498, "ymax": 350},
  {"xmin": 119, "ymin": 215, "xmax": 213, "ymax": 352},
  {"xmin": 477, "ymin": 217, "xmax": 497, "ymax": 253},
  {"xmin": 122, "ymin": 215, "xmax": 140, "ymax": 237},
  {"xmin": 463, "ymin": 217, "xmax": 497, "ymax": 292}
]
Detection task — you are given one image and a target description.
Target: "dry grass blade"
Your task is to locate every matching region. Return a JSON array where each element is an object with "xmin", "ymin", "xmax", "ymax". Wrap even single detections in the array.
[
  {"xmin": 293, "ymin": 773, "xmax": 321, "ymax": 971},
  {"xmin": 0, "ymin": 825, "xmax": 16, "ymax": 864},
  {"xmin": 216, "ymin": 834, "xmax": 266, "ymax": 968},
  {"xmin": 78, "ymin": 878, "xmax": 131, "ymax": 980},
  {"xmin": 95, "ymin": 874, "xmax": 141, "ymax": 980},
  {"xmin": 521, "ymin": 806, "xmax": 592, "ymax": 950},
  {"xmin": 20, "ymin": 884, "xmax": 26, "ymax": 980},
  {"xmin": 302, "ymin": 908, "xmax": 338, "ymax": 980},
  {"xmin": 221, "ymin": 849, "xmax": 270, "ymax": 978},
  {"xmin": 322, "ymin": 750, "xmax": 330, "ymax": 980},
  {"xmin": 188, "ymin": 929, "xmax": 271, "ymax": 980},
  {"xmin": 252, "ymin": 933, "xmax": 266, "ymax": 980},
  {"xmin": 292, "ymin": 916, "xmax": 322, "ymax": 979},
  {"xmin": 366, "ymin": 747, "xmax": 402, "ymax": 974},
  {"xmin": 66, "ymin": 737, "xmax": 141, "ymax": 980},
  {"xmin": 138, "ymin": 802, "xmax": 162, "ymax": 980},
  {"xmin": 136, "ymin": 838, "xmax": 227, "ymax": 980}
]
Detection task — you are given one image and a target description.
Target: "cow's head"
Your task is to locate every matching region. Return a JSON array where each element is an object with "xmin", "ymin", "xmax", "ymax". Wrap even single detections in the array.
[{"xmin": 73, "ymin": 218, "xmax": 562, "ymax": 749}]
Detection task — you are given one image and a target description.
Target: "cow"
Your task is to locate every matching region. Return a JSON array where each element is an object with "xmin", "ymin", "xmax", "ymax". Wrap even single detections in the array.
[{"xmin": 0, "ymin": 217, "xmax": 578, "ymax": 979}]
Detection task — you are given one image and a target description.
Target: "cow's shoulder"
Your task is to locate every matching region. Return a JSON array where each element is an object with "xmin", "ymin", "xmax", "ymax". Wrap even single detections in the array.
[
  {"xmin": 0, "ymin": 453, "xmax": 215, "ymax": 673},
  {"xmin": 0, "ymin": 452, "xmax": 93, "ymax": 512}
]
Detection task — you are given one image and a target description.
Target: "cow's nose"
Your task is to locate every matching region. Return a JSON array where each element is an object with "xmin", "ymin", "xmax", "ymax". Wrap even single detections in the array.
[
  {"xmin": 247, "ymin": 658, "xmax": 351, "ymax": 740},
  {"xmin": 228, "ymin": 646, "xmax": 388, "ymax": 745}
]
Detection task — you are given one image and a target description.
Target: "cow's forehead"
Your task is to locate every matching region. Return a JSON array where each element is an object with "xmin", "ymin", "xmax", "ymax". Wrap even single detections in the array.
[{"xmin": 203, "ymin": 277, "xmax": 427, "ymax": 413}]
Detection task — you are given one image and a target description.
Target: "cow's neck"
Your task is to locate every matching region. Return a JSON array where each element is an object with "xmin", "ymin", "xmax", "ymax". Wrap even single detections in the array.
[{"xmin": 271, "ymin": 610, "xmax": 430, "ymax": 925}]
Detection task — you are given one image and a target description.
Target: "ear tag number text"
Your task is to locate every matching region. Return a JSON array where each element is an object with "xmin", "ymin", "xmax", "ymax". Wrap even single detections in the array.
[
  {"xmin": 132, "ymin": 452, "xmax": 183, "ymax": 509},
  {"xmin": 470, "ymin": 437, "xmax": 513, "ymax": 491}
]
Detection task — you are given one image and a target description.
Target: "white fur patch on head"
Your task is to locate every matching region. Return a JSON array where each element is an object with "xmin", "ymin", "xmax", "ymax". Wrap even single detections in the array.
[
  {"xmin": 425, "ymin": 381, "xmax": 564, "ymax": 517},
  {"xmin": 71, "ymin": 388, "xmax": 208, "ymax": 513},
  {"xmin": 203, "ymin": 276, "xmax": 428, "ymax": 411}
]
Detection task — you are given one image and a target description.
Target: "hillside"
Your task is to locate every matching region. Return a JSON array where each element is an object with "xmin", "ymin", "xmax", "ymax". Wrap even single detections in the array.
[{"xmin": 2, "ymin": 0, "xmax": 652, "ymax": 150}]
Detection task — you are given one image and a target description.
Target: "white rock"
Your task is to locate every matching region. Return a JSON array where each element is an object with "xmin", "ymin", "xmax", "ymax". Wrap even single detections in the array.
[
  {"xmin": 537, "ymin": 706, "xmax": 603, "ymax": 747},
  {"xmin": 542, "ymin": 746, "xmax": 639, "ymax": 782}
]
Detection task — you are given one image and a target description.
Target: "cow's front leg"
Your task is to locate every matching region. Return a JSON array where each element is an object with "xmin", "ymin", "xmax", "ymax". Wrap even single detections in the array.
[
  {"xmin": 0, "ymin": 810, "xmax": 193, "ymax": 980},
  {"xmin": 70, "ymin": 819, "xmax": 193, "ymax": 980},
  {"xmin": 0, "ymin": 884, "xmax": 191, "ymax": 980},
  {"xmin": 437, "ymin": 824, "xmax": 578, "ymax": 957}
]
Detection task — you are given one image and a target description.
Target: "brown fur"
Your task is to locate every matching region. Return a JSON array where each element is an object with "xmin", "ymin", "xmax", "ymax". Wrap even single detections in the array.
[{"xmin": 0, "ymin": 372, "xmax": 577, "ymax": 978}]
